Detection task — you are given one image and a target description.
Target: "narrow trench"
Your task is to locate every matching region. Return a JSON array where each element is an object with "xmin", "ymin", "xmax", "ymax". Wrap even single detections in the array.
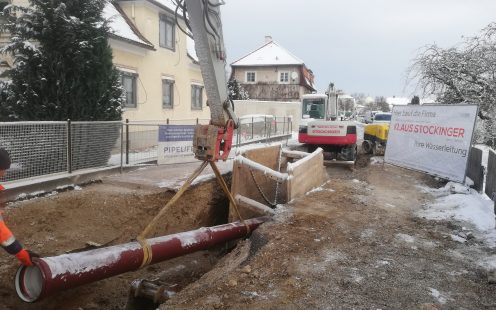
[{"xmin": 124, "ymin": 174, "xmax": 237, "ymax": 310}]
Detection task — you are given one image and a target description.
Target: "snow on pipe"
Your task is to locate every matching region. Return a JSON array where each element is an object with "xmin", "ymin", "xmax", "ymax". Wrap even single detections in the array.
[
  {"xmin": 234, "ymin": 155, "xmax": 289, "ymax": 182},
  {"xmin": 15, "ymin": 217, "xmax": 269, "ymax": 303}
]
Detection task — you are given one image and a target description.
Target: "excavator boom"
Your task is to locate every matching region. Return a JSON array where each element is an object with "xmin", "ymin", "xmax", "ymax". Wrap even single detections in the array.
[
  {"xmin": 184, "ymin": 0, "xmax": 234, "ymax": 127},
  {"xmin": 182, "ymin": 0, "xmax": 238, "ymax": 161}
]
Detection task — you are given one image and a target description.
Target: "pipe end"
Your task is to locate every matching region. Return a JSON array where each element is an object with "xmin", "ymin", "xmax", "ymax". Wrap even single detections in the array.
[{"xmin": 15, "ymin": 264, "xmax": 43, "ymax": 303}]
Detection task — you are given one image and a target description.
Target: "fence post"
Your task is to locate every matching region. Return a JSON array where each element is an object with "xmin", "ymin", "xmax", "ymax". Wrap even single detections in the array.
[
  {"xmin": 120, "ymin": 121, "xmax": 124, "ymax": 174},
  {"xmin": 264, "ymin": 116, "xmax": 267, "ymax": 138},
  {"xmin": 237, "ymin": 117, "xmax": 241, "ymax": 146},
  {"xmin": 166, "ymin": 118, "xmax": 169, "ymax": 125},
  {"xmin": 283, "ymin": 117, "xmax": 286, "ymax": 135},
  {"xmin": 125, "ymin": 118, "xmax": 130, "ymax": 165},
  {"xmin": 251, "ymin": 117, "xmax": 254, "ymax": 140},
  {"xmin": 196, "ymin": 118, "xmax": 199, "ymax": 125},
  {"xmin": 67, "ymin": 119, "xmax": 72, "ymax": 174},
  {"xmin": 268, "ymin": 118, "xmax": 272, "ymax": 139}
]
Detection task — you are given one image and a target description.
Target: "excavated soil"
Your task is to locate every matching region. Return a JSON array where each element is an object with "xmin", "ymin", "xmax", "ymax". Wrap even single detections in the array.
[
  {"xmin": 0, "ymin": 178, "xmax": 230, "ymax": 310},
  {"xmin": 1, "ymin": 155, "xmax": 496, "ymax": 309}
]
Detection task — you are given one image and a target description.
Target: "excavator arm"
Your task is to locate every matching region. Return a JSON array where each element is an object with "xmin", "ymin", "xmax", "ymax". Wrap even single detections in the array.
[{"xmin": 181, "ymin": 0, "xmax": 238, "ymax": 161}]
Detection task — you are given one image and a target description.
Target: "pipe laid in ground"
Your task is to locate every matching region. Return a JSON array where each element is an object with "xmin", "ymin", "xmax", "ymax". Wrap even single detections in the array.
[{"xmin": 15, "ymin": 217, "xmax": 269, "ymax": 302}]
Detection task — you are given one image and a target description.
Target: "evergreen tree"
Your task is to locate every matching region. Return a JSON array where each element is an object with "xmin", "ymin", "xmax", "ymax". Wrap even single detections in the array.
[
  {"xmin": 0, "ymin": 0, "xmax": 122, "ymax": 121},
  {"xmin": 228, "ymin": 79, "xmax": 249, "ymax": 100},
  {"xmin": 410, "ymin": 95, "xmax": 420, "ymax": 105}
]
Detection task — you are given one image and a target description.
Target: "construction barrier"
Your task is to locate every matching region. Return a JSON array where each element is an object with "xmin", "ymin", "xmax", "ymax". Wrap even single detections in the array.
[{"xmin": 230, "ymin": 144, "xmax": 325, "ymax": 220}]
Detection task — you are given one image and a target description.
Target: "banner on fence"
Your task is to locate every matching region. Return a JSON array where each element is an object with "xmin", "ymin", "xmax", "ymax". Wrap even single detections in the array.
[
  {"xmin": 158, "ymin": 125, "xmax": 195, "ymax": 164},
  {"xmin": 384, "ymin": 104, "xmax": 478, "ymax": 183}
]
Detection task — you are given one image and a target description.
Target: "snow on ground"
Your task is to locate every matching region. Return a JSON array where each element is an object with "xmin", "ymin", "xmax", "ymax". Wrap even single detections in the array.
[
  {"xmin": 369, "ymin": 156, "xmax": 384, "ymax": 165},
  {"xmin": 12, "ymin": 184, "xmax": 83, "ymax": 203},
  {"xmin": 474, "ymin": 144, "xmax": 491, "ymax": 169},
  {"xmin": 417, "ymin": 182, "xmax": 496, "ymax": 246},
  {"xmin": 429, "ymin": 287, "xmax": 448, "ymax": 304}
]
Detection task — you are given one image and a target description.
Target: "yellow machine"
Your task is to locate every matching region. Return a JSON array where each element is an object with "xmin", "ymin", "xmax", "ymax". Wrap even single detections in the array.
[{"xmin": 362, "ymin": 112, "xmax": 391, "ymax": 155}]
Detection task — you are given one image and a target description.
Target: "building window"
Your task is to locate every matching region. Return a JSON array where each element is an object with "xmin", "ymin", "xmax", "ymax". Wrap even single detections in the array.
[
  {"xmin": 121, "ymin": 72, "xmax": 137, "ymax": 108},
  {"xmin": 159, "ymin": 14, "xmax": 175, "ymax": 50},
  {"xmin": 246, "ymin": 71, "xmax": 256, "ymax": 83},
  {"xmin": 279, "ymin": 72, "xmax": 289, "ymax": 83},
  {"xmin": 191, "ymin": 85, "xmax": 203, "ymax": 110},
  {"xmin": 162, "ymin": 79, "xmax": 174, "ymax": 109}
]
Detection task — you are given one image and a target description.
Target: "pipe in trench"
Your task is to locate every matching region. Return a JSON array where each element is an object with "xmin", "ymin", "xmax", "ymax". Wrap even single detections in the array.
[{"xmin": 15, "ymin": 217, "xmax": 269, "ymax": 302}]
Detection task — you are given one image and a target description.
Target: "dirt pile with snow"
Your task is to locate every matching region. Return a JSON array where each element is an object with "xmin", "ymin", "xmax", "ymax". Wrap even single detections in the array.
[{"xmin": 161, "ymin": 163, "xmax": 496, "ymax": 309}]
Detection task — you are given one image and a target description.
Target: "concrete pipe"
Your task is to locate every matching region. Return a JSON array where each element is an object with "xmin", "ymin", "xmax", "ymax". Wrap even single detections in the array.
[{"xmin": 15, "ymin": 217, "xmax": 269, "ymax": 302}]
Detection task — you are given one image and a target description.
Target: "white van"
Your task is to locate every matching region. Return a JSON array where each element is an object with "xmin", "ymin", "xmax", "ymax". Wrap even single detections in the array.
[{"xmin": 364, "ymin": 111, "xmax": 379, "ymax": 124}]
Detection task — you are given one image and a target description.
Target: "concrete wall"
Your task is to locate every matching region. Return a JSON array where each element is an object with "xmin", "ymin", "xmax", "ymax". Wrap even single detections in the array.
[{"xmin": 234, "ymin": 100, "xmax": 302, "ymax": 129}]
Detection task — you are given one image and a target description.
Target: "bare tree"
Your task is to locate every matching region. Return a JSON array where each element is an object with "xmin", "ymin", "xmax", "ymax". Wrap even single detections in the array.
[
  {"xmin": 409, "ymin": 23, "xmax": 496, "ymax": 146},
  {"xmin": 375, "ymin": 96, "xmax": 390, "ymax": 112}
]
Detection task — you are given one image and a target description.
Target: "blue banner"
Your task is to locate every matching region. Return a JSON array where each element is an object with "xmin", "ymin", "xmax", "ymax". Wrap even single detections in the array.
[{"xmin": 158, "ymin": 125, "xmax": 195, "ymax": 142}]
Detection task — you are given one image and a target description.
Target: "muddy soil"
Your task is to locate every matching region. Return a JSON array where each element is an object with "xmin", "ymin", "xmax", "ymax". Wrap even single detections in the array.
[
  {"xmin": 0, "ymin": 178, "xmax": 229, "ymax": 310},
  {"xmin": 160, "ymin": 158, "xmax": 496, "ymax": 309}
]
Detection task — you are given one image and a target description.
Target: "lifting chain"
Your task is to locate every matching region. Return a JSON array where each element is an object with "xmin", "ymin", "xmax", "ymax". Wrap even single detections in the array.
[{"xmin": 249, "ymin": 146, "xmax": 283, "ymax": 208}]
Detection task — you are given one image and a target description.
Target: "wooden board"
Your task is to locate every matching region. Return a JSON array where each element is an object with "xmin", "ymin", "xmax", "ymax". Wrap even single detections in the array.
[
  {"xmin": 287, "ymin": 149, "xmax": 325, "ymax": 200},
  {"xmin": 230, "ymin": 145, "xmax": 285, "ymax": 221},
  {"xmin": 229, "ymin": 146, "xmax": 325, "ymax": 221}
]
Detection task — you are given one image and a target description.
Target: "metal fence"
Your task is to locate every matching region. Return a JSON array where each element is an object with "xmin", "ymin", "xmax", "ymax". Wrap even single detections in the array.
[
  {"xmin": 0, "ymin": 117, "xmax": 292, "ymax": 183},
  {"xmin": 466, "ymin": 146, "xmax": 496, "ymax": 205},
  {"xmin": 0, "ymin": 121, "xmax": 122, "ymax": 182},
  {"xmin": 486, "ymin": 148, "xmax": 496, "ymax": 202},
  {"xmin": 466, "ymin": 147, "xmax": 484, "ymax": 192},
  {"xmin": 123, "ymin": 116, "xmax": 292, "ymax": 165}
]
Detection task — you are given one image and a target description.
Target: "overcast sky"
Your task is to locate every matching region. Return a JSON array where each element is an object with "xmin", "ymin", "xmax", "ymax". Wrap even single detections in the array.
[{"xmin": 220, "ymin": 0, "xmax": 496, "ymax": 98}]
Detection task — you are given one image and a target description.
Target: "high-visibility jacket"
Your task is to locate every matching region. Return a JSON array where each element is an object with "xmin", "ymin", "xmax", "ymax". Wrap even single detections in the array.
[{"xmin": 0, "ymin": 184, "xmax": 25, "ymax": 258}]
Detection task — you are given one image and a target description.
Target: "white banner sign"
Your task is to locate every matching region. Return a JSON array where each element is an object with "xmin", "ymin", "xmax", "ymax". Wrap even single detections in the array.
[
  {"xmin": 384, "ymin": 104, "xmax": 478, "ymax": 182},
  {"xmin": 157, "ymin": 125, "xmax": 195, "ymax": 164}
]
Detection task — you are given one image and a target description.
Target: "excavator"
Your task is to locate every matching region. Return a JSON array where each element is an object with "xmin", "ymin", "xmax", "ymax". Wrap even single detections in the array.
[{"xmin": 298, "ymin": 83, "xmax": 357, "ymax": 163}]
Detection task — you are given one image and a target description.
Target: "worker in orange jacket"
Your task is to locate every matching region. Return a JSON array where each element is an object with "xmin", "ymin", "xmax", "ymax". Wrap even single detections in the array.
[{"xmin": 0, "ymin": 148, "xmax": 37, "ymax": 266}]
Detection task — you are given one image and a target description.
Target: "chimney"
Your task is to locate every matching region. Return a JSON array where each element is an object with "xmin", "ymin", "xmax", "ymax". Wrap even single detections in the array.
[{"xmin": 265, "ymin": 35, "xmax": 273, "ymax": 43}]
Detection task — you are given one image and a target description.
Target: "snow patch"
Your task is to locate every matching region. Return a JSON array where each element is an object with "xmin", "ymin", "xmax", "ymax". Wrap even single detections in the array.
[
  {"xmin": 429, "ymin": 287, "xmax": 448, "ymax": 304},
  {"xmin": 370, "ymin": 156, "xmax": 384, "ymax": 165},
  {"xmin": 396, "ymin": 233, "xmax": 415, "ymax": 243},
  {"xmin": 418, "ymin": 180, "xmax": 496, "ymax": 248},
  {"xmin": 477, "ymin": 256, "xmax": 496, "ymax": 270},
  {"xmin": 418, "ymin": 191, "xmax": 494, "ymax": 232},
  {"xmin": 450, "ymin": 234, "xmax": 467, "ymax": 243},
  {"xmin": 103, "ymin": 2, "xmax": 151, "ymax": 47}
]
